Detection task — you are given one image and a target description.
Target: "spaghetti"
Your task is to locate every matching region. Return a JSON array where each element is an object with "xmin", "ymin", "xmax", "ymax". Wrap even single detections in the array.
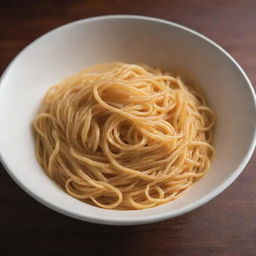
[{"xmin": 33, "ymin": 63, "xmax": 215, "ymax": 210}]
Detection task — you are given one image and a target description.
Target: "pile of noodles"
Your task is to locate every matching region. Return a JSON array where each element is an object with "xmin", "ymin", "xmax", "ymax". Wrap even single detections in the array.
[{"xmin": 33, "ymin": 63, "xmax": 215, "ymax": 210}]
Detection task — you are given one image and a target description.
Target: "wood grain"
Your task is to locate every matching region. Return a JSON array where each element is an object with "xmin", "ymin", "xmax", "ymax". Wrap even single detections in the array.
[{"xmin": 0, "ymin": 1, "xmax": 255, "ymax": 255}]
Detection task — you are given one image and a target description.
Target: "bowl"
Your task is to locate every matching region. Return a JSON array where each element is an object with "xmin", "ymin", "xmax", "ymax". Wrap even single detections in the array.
[{"xmin": 0, "ymin": 15, "xmax": 255, "ymax": 225}]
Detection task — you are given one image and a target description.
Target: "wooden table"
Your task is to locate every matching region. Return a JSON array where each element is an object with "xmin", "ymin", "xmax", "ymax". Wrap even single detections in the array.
[{"xmin": 1, "ymin": 1, "xmax": 255, "ymax": 255}]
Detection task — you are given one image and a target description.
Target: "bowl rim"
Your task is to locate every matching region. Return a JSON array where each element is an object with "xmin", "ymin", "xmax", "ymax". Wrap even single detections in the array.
[{"xmin": 0, "ymin": 14, "xmax": 256, "ymax": 225}]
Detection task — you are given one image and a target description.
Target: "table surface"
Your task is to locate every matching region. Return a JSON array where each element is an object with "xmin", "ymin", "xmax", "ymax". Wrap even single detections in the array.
[{"xmin": 0, "ymin": 0, "xmax": 255, "ymax": 255}]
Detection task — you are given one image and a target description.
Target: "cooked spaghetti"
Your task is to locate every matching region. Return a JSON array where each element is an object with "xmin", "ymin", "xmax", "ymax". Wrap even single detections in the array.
[{"xmin": 33, "ymin": 63, "xmax": 215, "ymax": 210}]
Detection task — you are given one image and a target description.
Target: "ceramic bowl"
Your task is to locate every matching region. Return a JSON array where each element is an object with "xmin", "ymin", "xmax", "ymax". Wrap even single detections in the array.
[{"xmin": 0, "ymin": 15, "xmax": 255, "ymax": 225}]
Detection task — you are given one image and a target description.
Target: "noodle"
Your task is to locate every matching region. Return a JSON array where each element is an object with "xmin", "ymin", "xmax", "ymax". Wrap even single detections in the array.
[{"xmin": 33, "ymin": 63, "xmax": 215, "ymax": 210}]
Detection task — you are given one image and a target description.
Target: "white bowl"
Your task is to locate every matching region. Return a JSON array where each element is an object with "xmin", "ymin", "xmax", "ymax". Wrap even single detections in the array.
[{"xmin": 0, "ymin": 15, "xmax": 255, "ymax": 225}]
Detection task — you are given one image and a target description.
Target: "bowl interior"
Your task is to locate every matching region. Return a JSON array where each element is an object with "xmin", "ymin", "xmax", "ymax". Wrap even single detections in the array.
[{"xmin": 0, "ymin": 16, "xmax": 255, "ymax": 225}]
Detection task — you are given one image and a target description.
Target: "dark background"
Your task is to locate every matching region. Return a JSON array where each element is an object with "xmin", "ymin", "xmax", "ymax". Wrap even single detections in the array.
[{"xmin": 0, "ymin": 0, "xmax": 255, "ymax": 255}]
